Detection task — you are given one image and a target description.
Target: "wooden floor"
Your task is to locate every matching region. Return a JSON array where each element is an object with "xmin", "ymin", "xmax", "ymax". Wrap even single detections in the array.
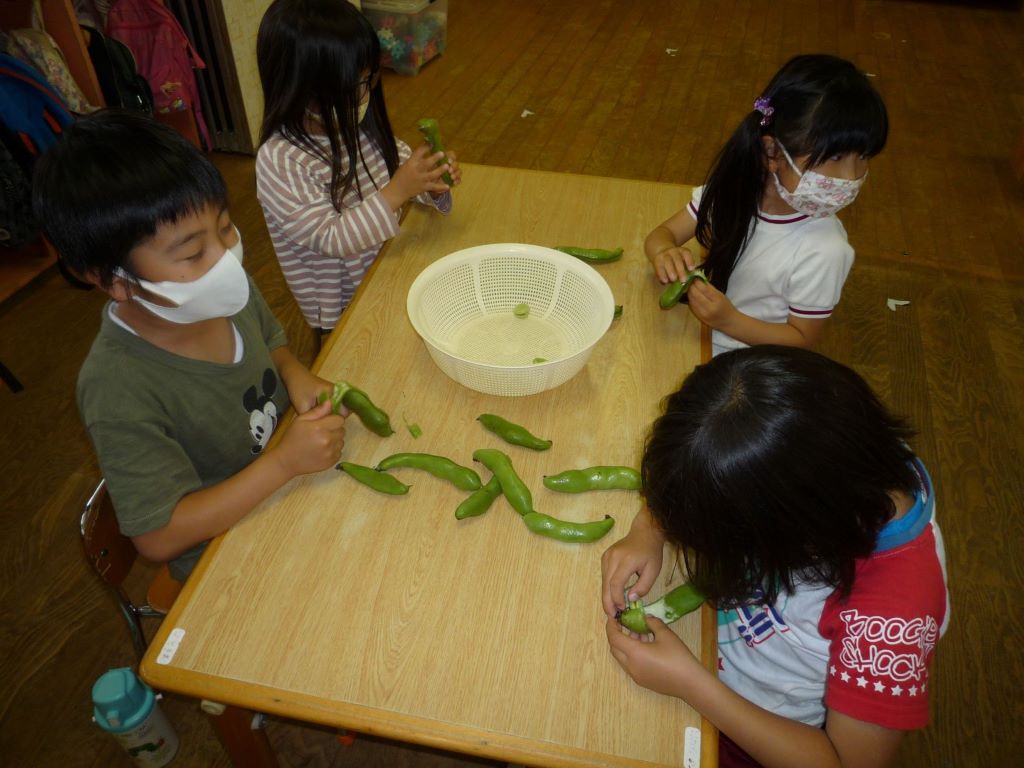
[{"xmin": 1, "ymin": 1, "xmax": 1022, "ymax": 765}]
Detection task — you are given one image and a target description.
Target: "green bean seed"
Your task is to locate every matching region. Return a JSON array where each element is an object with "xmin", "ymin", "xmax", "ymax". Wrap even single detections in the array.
[
  {"xmin": 337, "ymin": 462, "xmax": 409, "ymax": 495},
  {"xmin": 376, "ymin": 452, "xmax": 481, "ymax": 491}
]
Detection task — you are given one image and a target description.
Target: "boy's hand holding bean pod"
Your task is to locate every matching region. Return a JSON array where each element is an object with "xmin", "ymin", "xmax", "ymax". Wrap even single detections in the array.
[{"xmin": 272, "ymin": 399, "xmax": 346, "ymax": 477}]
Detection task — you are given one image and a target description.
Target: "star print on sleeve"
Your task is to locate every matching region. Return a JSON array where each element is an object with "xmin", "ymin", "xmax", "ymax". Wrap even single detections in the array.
[
  {"xmin": 873, "ymin": 681, "xmax": 886, "ymax": 692},
  {"xmin": 856, "ymin": 676, "xmax": 868, "ymax": 688},
  {"xmin": 891, "ymin": 685, "xmax": 903, "ymax": 696}
]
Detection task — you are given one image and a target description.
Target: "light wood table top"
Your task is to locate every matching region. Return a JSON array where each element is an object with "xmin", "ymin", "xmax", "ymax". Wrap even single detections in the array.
[{"xmin": 142, "ymin": 164, "xmax": 714, "ymax": 767}]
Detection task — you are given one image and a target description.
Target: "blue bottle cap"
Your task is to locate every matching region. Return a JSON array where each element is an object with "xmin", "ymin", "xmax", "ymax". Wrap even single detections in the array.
[{"xmin": 92, "ymin": 667, "xmax": 155, "ymax": 734}]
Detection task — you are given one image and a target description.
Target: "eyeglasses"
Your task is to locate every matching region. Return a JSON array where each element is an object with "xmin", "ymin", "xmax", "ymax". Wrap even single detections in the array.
[{"xmin": 357, "ymin": 71, "xmax": 382, "ymax": 101}]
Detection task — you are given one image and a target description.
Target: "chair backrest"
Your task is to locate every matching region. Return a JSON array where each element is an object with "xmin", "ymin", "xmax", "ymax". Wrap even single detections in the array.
[{"xmin": 80, "ymin": 478, "xmax": 138, "ymax": 590}]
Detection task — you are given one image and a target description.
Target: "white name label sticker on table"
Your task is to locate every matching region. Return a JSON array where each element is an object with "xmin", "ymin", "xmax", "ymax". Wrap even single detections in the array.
[
  {"xmin": 683, "ymin": 725, "xmax": 701, "ymax": 768},
  {"xmin": 156, "ymin": 628, "xmax": 186, "ymax": 665}
]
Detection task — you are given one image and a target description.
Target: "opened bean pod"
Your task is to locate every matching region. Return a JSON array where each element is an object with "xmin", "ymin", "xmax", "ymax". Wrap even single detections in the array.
[
  {"xmin": 659, "ymin": 268, "xmax": 708, "ymax": 310},
  {"xmin": 319, "ymin": 381, "xmax": 394, "ymax": 437},
  {"xmin": 617, "ymin": 582, "xmax": 706, "ymax": 634}
]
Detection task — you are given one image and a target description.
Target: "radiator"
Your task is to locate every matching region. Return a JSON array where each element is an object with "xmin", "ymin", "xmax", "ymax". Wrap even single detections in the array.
[{"xmin": 167, "ymin": 0, "xmax": 252, "ymax": 154}]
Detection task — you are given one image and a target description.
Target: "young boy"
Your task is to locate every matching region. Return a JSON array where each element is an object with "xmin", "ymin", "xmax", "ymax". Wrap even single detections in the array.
[{"xmin": 34, "ymin": 111, "xmax": 347, "ymax": 581}]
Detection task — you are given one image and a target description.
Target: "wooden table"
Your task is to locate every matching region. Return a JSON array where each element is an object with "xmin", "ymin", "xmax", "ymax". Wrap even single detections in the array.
[{"xmin": 141, "ymin": 164, "xmax": 715, "ymax": 768}]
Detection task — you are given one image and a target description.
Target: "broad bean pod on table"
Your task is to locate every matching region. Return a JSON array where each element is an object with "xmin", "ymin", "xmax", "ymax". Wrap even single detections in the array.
[
  {"xmin": 454, "ymin": 474, "xmax": 502, "ymax": 520},
  {"xmin": 376, "ymin": 452, "xmax": 481, "ymax": 491},
  {"xmin": 522, "ymin": 511, "xmax": 614, "ymax": 543},
  {"xmin": 477, "ymin": 414, "xmax": 552, "ymax": 451},
  {"xmin": 337, "ymin": 461, "xmax": 409, "ymax": 495},
  {"xmin": 543, "ymin": 466, "xmax": 641, "ymax": 493},
  {"xmin": 472, "ymin": 448, "xmax": 533, "ymax": 516}
]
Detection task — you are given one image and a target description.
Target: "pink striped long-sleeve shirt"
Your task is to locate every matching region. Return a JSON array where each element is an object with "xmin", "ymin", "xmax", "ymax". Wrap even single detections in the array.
[{"xmin": 255, "ymin": 131, "xmax": 452, "ymax": 330}]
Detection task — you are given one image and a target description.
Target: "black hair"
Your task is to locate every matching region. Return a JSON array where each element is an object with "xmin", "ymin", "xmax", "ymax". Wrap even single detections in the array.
[
  {"xmin": 257, "ymin": 0, "xmax": 399, "ymax": 209},
  {"xmin": 696, "ymin": 54, "xmax": 888, "ymax": 292},
  {"xmin": 641, "ymin": 346, "xmax": 917, "ymax": 607},
  {"xmin": 31, "ymin": 110, "xmax": 227, "ymax": 288}
]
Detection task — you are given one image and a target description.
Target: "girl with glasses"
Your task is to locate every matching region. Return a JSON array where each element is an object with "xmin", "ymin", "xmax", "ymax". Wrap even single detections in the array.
[{"xmin": 256, "ymin": 0, "xmax": 461, "ymax": 335}]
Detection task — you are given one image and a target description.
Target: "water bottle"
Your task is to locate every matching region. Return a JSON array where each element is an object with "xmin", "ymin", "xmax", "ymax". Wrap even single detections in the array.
[{"xmin": 92, "ymin": 667, "xmax": 179, "ymax": 767}]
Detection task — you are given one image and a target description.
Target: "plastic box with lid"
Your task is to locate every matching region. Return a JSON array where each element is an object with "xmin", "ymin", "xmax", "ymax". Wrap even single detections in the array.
[{"xmin": 362, "ymin": 0, "xmax": 447, "ymax": 75}]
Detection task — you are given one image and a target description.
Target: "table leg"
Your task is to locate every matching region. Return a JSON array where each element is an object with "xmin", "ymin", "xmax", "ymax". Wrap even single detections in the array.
[{"xmin": 203, "ymin": 704, "xmax": 279, "ymax": 768}]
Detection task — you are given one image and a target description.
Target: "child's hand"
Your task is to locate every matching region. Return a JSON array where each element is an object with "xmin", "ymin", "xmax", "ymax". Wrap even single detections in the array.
[
  {"xmin": 601, "ymin": 509, "xmax": 665, "ymax": 618},
  {"xmin": 651, "ymin": 246, "xmax": 697, "ymax": 284},
  {"xmin": 686, "ymin": 279, "xmax": 736, "ymax": 329},
  {"xmin": 291, "ymin": 373, "xmax": 349, "ymax": 416},
  {"xmin": 384, "ymin": 144, "xmax": 452, "ymax": 210},
  {"xmin": 441, "ymin": 149, "xmax": 461, "ymax": 187},
  {"xmin": 605, "ymin": 616, "xmax": 700, "ymax": 698},
  {"xmin": 272, "ymin": 399, "xmax": 346, "ymax": 477}
]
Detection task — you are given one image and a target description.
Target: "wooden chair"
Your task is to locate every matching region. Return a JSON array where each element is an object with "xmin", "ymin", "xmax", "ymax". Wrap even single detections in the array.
[
  {"xmin": 79, "ymin": 478, "xmax": 182, "ymax": 660},
  {"xmin": 79, "ymin": 479, "xmax": 284, "ymax": 766}
]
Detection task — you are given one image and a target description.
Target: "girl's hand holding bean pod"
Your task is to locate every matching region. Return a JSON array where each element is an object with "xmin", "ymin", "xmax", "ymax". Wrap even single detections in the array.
[
  {"xmin": 600, "ymin": 506, "xmax": 666, "ymax": 619},
  {"xmin": 383, "ymin": 144, "xmax": 454, "ymax": 210},
  {"xmin": 659, "ymin": 268, "xmax": 708, "ymax": 310},
  {"xmin": 685, "ymin": 278, "xmax": 738, "ymax": 328},
  {"xmin": 651, "ymin": 245, "xmax": 696, "ymax": 285},
  {"xmin": 606, "ymin": 614, "xmax": 704, "ymax": 698}
]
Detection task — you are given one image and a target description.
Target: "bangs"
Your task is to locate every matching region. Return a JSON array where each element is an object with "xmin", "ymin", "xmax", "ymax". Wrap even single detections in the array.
[{"xmin": 803, "ymin": 81, "xmax": 889, "ymax": 164}]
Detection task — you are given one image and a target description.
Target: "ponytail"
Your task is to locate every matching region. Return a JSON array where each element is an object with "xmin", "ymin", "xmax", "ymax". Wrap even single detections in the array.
[{"xmin": 695, "ymin": 54, "xmax": 888, "ymax": 293}]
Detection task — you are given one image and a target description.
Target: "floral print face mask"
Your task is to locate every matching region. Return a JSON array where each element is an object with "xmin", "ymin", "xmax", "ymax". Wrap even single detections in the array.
[{"xmin": 772, "ymin": 141, "xmax": 866, "ymax": 218}]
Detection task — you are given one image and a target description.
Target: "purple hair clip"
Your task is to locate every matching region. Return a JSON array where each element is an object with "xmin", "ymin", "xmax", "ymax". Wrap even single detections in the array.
[{"xmin": 753, "ymin": 96, "xmax": 774, "ymax": 127}]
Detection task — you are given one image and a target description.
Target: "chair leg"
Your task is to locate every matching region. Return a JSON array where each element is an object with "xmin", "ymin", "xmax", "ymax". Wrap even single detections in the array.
[
  {"xmin": 118, "ymin": 599, "xmax": 148, "ymax": 661},
  {"xmin": 203, "ymin": 704, "xmax": 279, "ymax": 768}
]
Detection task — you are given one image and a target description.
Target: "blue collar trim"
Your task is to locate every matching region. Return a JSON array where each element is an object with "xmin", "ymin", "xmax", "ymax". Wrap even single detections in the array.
[{"xmin": 874, "ymin": 458, "xmax": 933, "ymax": 553}]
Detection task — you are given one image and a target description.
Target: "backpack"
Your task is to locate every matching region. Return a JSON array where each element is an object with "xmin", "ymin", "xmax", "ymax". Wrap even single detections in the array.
[
  {"xmin": 0, "ymin": 54, "xmax": 73, "ymax": 249},
  {"xmin": 81, "ymin": 24, "xmax": 153, "ymax": 113},
  {"xmin": 7, "ymin": 27, "xmax": 97, "ymax": 114},
  {"xmin": 106, "ymin": 0, "xmax": 210, "ymax": 147}
]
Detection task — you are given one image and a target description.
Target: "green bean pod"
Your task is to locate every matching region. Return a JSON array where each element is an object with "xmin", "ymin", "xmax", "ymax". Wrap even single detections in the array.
[
  {"xmin": 319, "ymin": 381, "xmax": 394, "ymax": 437},
  {"xmin": 543, "ymin": 466, "xmax": 641, "ymax": 493},
  {"xmin": 376, "ymin": 452, "xmax": 481, "ymax": 491},
  {"xmin": 454, "ymin": 475, "xmax": 502, "ymax": 520},
  {"xmin": 472, "ymin": 448, "xmax": 533, "ymax": 516},
  {"xmin": 554, "ymin": 246, "xmax": 624, "ymax": 264},
  {"xmin": 658, "ymin": 268, "xmax": 708, "ymax": 310},
  {"xmin": 415, "ymin": 118, "xmax": 453, "ymax": 186},
  {"xmin": 477, "ymin": 414, "xmax": 552, "ymax": 451},
  {"xmin": 522, "ymin": 512, "xmax": 615, "ymax": 543},
  {"xmin": 617, "ymin": 582, "xmax": 706, "ymax": 634},
  {"xmin": 337, "ymin": 462, "xmax": 409, "ymax": 495}
]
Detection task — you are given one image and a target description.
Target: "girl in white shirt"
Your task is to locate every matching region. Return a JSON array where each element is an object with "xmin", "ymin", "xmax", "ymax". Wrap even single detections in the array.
[
  {"xmin": 255, "ymin": 0, "xmax": 461, "ymax": 333},
  {"xmin": 644, "ymin": 54, "xmax": 887, "ymax": 355}
]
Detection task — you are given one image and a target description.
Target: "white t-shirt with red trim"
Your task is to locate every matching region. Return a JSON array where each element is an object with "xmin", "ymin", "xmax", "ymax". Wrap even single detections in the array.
[
  {"xmin": 686, "ymin": 186, "xmax": 854, "ymax": 355},
  {"xmin": 716, "ymin": 460, "xmax": 949, "ymax": 730}
]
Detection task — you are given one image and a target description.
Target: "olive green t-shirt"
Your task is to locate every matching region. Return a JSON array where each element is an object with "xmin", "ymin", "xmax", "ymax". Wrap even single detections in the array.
[{"xmin": 77, "ymin": 279, "xmax": 290, "ymax": 581}]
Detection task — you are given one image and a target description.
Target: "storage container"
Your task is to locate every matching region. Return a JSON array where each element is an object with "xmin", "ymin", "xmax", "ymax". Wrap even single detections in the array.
[{"xmin": 362, "ymin": 0, "xmax": 447, "ymax": 75}]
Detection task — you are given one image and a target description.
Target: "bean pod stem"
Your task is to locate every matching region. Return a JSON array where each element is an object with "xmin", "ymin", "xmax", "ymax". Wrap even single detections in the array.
[
  {"xmin": 522, "ymin": 512, "xmax": 615, "ymax": 543},
  {"xmin": 376, "ymin": 452, "xmax": 481, "ymax": 491},
  {"xmin": 477, "ymin": 414, "xmax": 552, "ymax": 451},
  {"xmin": 543, "ymin": 466, "xmax": 641, "ymax": 493},
  {"xmin": 337, "ymin": 462, "xmax": 409, "ymax": 495}
]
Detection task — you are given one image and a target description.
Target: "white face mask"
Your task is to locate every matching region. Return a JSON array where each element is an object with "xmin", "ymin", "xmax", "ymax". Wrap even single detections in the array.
[
  {"xmin": 117, "ymin": 246, "xmax": 250, "ymax": 324},
  {"xmin": 357, "ymin": 100, "xmax": 369, "ymax": 124},
  {"xmin": 229, "ymin": 225, "xmax": 244, "ymax": 264},
  {"xmin": 772, "ymin": 141, "xmax": 866, "ymax": 218}
]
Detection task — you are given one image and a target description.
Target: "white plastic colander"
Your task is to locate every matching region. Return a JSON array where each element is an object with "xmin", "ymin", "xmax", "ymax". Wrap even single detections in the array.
[{"xmin": 406, "ymin": 243, "xmax": 615, "ymax": 396}]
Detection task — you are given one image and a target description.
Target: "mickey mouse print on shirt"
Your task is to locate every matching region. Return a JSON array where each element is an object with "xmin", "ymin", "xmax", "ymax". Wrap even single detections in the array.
[{"xmin": 243, "ymin": 368, "xmax": 280, "ymax": 454}]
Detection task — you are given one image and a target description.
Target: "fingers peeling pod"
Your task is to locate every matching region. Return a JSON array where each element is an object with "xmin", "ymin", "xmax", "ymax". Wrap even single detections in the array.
[
  {"xmin": 522, "ymin": 512, "xmax": 615, "ymax": 543},
  {"xmin": 319, "ymin": 381, "xmax": 394, "ymax": 436},
  {"xmin": 472, "ymin": 448, "xmax": 532, "ymax": 516},
  {"xmin": 376, "ymin": 452, "xmax": 481, "ymax": 491},
  {"xmin": 337, "ymin": 462, "xmax": 410, "ymax": 495},
  {"xmin": 416, "ymin": 118, "xmax": 454, "ymax": 186},
  {"xmin": 477, "ymin": 414, "xmax": 552, "ymax": 451},
  {"xmin": 554, "ymin": 246, "xmax": 624, "ymax": 264},
  {"xmin": 455, "ymin": 475, "xmax": 502, "ymax": 519},
  {"xmin": 617, "ymin": 582, "xmax": 706, "ymax": 634},
  {"xmin": 543, "ymin": 466, "xmax": 641, "ymax": 493},
  {"xmin": 658, "ymin": 268, "xmax": 708, "ymax": 310}
]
